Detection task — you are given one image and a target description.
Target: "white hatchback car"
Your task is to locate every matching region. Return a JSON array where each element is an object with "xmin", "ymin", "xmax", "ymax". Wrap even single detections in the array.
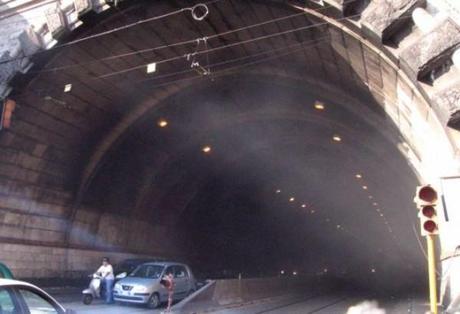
[
  {"xmin": 113, "ymin": 262, "xmax": 196, "ymax": 309},
  {"xmin": 0, "ymin": 278, "xmax": 75, "ymax": 314}
]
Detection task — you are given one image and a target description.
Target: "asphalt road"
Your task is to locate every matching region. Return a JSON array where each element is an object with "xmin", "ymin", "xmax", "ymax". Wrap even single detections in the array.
[
  {"xmin": 50, "ymin": 288, "xmax": 167, "ymax": 313},
  {"xmin": 53, "ymin": 288, "xmax": 431, "ymax": 314},
  {"xmin": 209, "ymin": 294, "xmax": 430, "ymax": 314}
]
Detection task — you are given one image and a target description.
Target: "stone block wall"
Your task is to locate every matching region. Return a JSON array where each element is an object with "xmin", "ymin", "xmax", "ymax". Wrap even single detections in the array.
[
  {"xmin": 0, "ymin": 198, "xmax": 181, "ymax": 279},
  {"xmin": 69, "ymin": 208, "xmax": 179, "ymax": 254},
  {"xmin": 0, "ymin": 242, "xmax": 164, "ymax": 279}
]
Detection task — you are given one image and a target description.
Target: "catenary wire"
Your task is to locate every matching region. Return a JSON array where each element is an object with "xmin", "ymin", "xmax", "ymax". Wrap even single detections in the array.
[
  {"xmin": 0, "ymin": 0, "xmax": 365, "ymax": 68},
  {"xmin": 90, "ymin": 12, "xmax": 413, "ymax": 79},
  {"xmin": 94, "ymin": 12, "xmax": 363, "ymax": 79},
  {"xmin": 0, "ymin": 0, "xmax": 223, "ymax": 64},
  {"xmin": 26, "ymin": 10, "xmax": 311, "ymax": 74},
  {"xmin": 7, "ymin": 5, "xmax": 414, "ymax": 99},
  {"xmin": 10, "ymin": 8, "xmax": 417, "ymax": 99},
  {"xmin": 11, "ymin": 34, "xmax": 329, "ymax": 99}
]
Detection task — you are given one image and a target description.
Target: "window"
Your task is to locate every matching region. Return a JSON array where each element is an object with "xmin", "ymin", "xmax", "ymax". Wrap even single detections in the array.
[
  {"xmin": 0, "ymin": 288, "xmax": 17, "ymax": 314},
  {"xmin": 129, "ymin": 265, "xmax": 164, "ymax": 279},
  {"xmin": 164, "ymin": 266, "xmax": 174, "ymax": 277},
  {"xmin": 18, "ymin": 289, "xmax": 59, "ymax": 314},
  {"xmin": 174, "ymin": 266, "xmax": 188, "ymax": 279}
]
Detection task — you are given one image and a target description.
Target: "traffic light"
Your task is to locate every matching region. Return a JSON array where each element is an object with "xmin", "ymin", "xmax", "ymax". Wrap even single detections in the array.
[
  {"xmin": 1, "ymin": 99, "xmax": 16, "ymax": 130},
  {"xmin": 414, "ymin": 185, "xmax": 439, "ymax": 236}
]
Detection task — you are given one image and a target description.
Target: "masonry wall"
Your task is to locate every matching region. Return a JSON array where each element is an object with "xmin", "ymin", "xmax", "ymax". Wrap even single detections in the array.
[
  {"xmin": 0, "ymin": 242, "xmax": 164, "ymax": 279},
  {"xmin": 0, "ymin": 192, "xmax": 181, "ymax": 279}
]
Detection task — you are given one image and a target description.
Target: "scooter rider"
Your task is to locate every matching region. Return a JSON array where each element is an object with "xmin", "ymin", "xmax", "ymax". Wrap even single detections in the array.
[{"xmin": 96, "ymin": 257, "xmax": 114, "ymax": 304}]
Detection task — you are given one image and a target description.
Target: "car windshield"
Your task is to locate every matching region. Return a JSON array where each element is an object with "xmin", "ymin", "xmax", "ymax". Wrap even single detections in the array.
[
  {"xmin": 117, "ymin": 262, "xmax": 137, "ymax": 274},
  {"xmin": 129, "ymin": 265, "xmax": 164, "ymax": 279}
]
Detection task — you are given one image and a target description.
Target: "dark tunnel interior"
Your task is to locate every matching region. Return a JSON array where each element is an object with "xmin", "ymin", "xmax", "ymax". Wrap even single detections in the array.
[{"xmin": 81, "ymin": 75, "xmax": 426, "ymax": 294}]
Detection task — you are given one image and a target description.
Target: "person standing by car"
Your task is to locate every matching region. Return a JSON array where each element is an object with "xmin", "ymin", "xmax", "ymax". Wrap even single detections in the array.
[
  {"xmin": 96, "ymin": 257, "xmax": 114, "ymax": 304},
  {"xmin": 161, "ymin": 271, "xmax": 175, "ymax": 312}
]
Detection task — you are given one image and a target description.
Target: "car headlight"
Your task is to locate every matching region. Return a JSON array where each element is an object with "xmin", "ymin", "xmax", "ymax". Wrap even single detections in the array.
[{"xmin": 114, "ymin": 283, "xmax": 121, "ymax": 290}]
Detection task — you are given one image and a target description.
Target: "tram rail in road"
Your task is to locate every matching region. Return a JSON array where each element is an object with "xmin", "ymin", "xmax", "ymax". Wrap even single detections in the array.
[{"xmin": 54, "ymin": 289, "xmax": 430, "ymax": 313}]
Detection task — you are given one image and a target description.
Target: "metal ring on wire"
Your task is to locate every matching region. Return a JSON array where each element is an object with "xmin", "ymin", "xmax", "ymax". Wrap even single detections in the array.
[{"xmin": 191, "ymin": 4, "xmax": 209, "ymax": 21}]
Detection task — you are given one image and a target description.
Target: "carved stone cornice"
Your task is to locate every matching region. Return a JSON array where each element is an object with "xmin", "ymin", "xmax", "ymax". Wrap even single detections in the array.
[{"xmin": 0, "ymin": 0, "xmax": 119, "ymax": 98}]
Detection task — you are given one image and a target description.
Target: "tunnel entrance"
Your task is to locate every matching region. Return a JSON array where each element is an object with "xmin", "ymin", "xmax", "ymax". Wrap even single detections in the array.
[
  {"xmin": 1, "ymin": 0, "xmax": 458, "ymax": 301},
  {"xmin": 79, "ymin": 74, "xmax": 425, "ymax": 292}
]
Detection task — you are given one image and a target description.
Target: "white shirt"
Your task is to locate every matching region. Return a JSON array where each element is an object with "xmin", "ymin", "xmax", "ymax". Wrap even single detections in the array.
[{"xmin": 96, "ymin": 264, "xmax": 114, "ymax": 280}]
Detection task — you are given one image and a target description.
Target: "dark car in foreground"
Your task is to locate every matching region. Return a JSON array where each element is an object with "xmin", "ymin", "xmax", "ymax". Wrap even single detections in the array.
[{"xmin": 0, "ymin": 278, "xmax": 75, "ymax": 313}]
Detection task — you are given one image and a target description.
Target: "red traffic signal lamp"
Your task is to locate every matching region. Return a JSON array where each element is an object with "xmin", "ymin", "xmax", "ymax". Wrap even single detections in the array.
[
  {"xmin": 414, "ymin": 185, "xmax": 439, "ymax": 236},
  {"xmin": 418, "ymin": 185, "xmax": 438, "ymax": 203}
]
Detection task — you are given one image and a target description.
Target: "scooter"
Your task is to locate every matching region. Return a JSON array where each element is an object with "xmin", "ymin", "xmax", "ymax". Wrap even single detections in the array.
[
  {"xmin": 82, "ymin": 273, "xmax": 102, "ymax": 305},
  {"xmin": 82, "ymin": 272, "xmax": 127, "ymax": 305}
]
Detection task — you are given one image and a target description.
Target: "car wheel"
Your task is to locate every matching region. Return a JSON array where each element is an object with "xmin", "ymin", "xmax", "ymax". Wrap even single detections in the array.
[
  {"xmin": 147, "ymin": 293, "xmax": 160, "ymax": 309},
  {"xmin": 82, "ymin": 294, "xmax": 93, "ymax": 305}
]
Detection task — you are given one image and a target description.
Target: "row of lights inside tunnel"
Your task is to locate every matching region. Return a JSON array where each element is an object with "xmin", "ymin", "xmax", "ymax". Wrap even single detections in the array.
[
  {"xmin": 275, "ymin": 185, "xmax": 382, "ymax": 275},
  {"xmin": 279, "ymin": 267, "xmax": 377, "ymax": 277},
  {"xmin": 356, "ymin": 173, "xmax": 406, "ymax": 253},
  {"xmin": 153, "ymin": 101, "xmax": 337, "ymax": 155},
  {"xmin": 274, "ymin": 175, "xmax": 405, "ymax": 274},
  {"xmin": 157, "ymin": 100, "xmax": 400, "ymax": 255},
  {"xmin": 155, "ymin": 100, "xmax": 373, "ymax": 275}
]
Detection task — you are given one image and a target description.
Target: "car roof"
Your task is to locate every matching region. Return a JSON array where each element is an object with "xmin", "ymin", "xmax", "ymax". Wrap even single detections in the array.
[
  {"xmin": 141, "ymin": 262, "xmax": 187, "ymax": 267},
  {"xmin": 120, "ymin": 258, "xmax": 161, "ymax": 263},
  {"xmin": 0, "ymin": 278, "xmax": 36, "ymax": 287}
]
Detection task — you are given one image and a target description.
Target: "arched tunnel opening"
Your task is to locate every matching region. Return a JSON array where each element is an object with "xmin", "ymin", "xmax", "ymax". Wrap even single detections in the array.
[
  {"xmin": 2, "ymin": 0, "xmax": 459, "ymax": 311},
  {"xmin": 81, "ymin": 75, "xmax": 425, "ymax": 295}
]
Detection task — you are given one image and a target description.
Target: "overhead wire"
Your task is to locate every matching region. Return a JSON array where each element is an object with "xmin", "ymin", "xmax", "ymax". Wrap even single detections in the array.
[
  {"xmin": 82, "ymin": 11, "xmax": 414, "ymax": 80},
  {"xmin": 26, "ymin": 10, "xmax": 310, "ymax": 74},
  {"xmin": 2, "ymin": 0, "xmax": 414, "ymax": 81},
  {"xmin": 0, "ymin": 0, "xmax": 345, "ymax": 27},
  {"xmin": 11, "ymin": 34, "xmax": 329, "ymax": 100},
  {"xmin": 0, "ymin": 0, "xmax": 362, "ymax": 69},
  {"xmin": 0, "ymin": 0, "xmax": 222, "ymax": 65},
  {"xmin": 93, "ymin": 13, "xmax": 362, "ymax": 79},
  {"xmin": 9, "ymin": 10, "xmax": 416, "ymax": 102},
  {"xmin": 132, "ymin": 36, "xmax": 329, "ymax": 85},
  {"xmin": 6, "ymin": 3, "xmax": 414, "ymax": 99}
]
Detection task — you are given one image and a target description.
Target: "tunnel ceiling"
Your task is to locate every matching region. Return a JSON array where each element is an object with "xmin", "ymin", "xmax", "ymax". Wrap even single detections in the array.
[{"xmin": 1, "ymin": 0, "xmax": 430, "ymax": 284}]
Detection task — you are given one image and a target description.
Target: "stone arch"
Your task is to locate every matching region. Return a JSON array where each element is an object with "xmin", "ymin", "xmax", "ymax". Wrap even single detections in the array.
[{"xmin": 0, "ymin": 0, "xmax": 459, "ymax": 300}]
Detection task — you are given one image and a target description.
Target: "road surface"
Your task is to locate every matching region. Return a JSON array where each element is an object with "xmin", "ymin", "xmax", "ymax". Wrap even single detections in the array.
[{"xmin": 53, "ymin": 288, "xmax": 431, "ymax": 313}]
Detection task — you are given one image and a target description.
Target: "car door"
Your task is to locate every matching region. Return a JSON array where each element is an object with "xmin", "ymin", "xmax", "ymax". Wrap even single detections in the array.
[
  {"xmin": 173, "ymin": 265, "xmax": 189, "ymax": 299},
  {"xmin": 15, "ymin": 287, "xmax": 64, "ymax": 314},
  {"xmin": 0, "ymin": 287, "xmax": 22, "ymax": 314}
]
